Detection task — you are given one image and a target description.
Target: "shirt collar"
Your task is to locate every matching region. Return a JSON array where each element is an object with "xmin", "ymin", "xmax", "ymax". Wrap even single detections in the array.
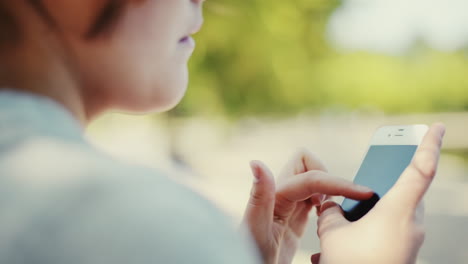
[{"xmin": 0, "ymin": 89, "xmax": 85, "ymax": 149}]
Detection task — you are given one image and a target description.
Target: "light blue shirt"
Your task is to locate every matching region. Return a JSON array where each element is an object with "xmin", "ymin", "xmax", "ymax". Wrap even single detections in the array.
[{"xmin": 0, "ymin": 90, "xmax": 260, "ymax": 264}]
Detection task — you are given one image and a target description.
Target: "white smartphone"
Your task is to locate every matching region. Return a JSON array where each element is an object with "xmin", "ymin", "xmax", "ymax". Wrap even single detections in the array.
[{"xmin": 341, "ymin": 125, "xmax": 428, "ymax": 221}]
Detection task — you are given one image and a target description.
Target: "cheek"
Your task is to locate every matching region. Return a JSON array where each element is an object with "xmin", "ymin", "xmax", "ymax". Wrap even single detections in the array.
[
  {"xmin": 78, "ymin": 45, "xmax": 190, "ymax": 113},
  {"xmin": 109, "ymin": 9, "xmax": 189, "ymax": 112},
  {"xmin": 70, "ymin": 2, "xmax": 191, "ymax": 113}
]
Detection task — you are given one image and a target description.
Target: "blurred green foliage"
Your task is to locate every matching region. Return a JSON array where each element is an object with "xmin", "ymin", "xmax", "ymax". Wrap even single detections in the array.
[{"xmin": 174, "ymin": 0, "xmax": 468, "ymax": 118}]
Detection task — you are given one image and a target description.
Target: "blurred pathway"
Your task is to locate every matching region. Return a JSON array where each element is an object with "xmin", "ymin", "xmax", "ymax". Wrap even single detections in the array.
[{"xmin": 88, "ymin": 112, "xmax": 468, "ymax": 264}]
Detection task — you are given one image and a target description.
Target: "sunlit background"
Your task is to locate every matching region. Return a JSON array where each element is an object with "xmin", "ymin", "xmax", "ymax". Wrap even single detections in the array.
[{"xmin": 87, "ymin": 0, "xmax": 468, "ymax": 263}]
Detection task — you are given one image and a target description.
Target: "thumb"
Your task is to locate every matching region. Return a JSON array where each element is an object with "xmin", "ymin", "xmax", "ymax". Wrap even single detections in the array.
[
  {"xmin": 380, "ymin": 123, "xmax": 445, "ymax": 216},
  {"xmin": 317, "ymin": 201, "xmax": 349, "ymax": 239},
  {"xmin": 243, "ymin": 161, "xmax": 276, "ymax": 237}
]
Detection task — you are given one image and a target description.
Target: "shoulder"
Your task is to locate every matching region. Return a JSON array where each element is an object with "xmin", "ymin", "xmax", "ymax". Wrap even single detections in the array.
[{"xmin": 0, "ymin": 139, "xmax": 260, "ymax": 264}]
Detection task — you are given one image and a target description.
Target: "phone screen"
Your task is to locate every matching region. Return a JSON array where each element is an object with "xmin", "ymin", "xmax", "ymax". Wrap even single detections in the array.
[{"xmin": 342, "ymin": 145, "xmax": 418, "ymax": 221}]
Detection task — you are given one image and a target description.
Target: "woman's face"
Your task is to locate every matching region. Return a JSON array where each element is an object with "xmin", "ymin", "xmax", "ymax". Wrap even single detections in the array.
[{"xmin": 43, "ymin": 0, "xmax": 204, "ymax": 114}]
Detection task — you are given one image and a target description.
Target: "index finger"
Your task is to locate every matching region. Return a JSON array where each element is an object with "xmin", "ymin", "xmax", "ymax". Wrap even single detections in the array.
[
  {"xmin": 274, "ymin": 171, "xmax": 373, "ymax": 220},
  {"xmin": 381, "ymin": 123, "xmax": 446, "ymax": 214}
]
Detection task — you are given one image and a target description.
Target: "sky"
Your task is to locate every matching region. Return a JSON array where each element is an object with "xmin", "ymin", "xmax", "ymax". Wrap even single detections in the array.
[{"xmin": 327, "ymin": 0, "xmax": 468, "ymax": 54}]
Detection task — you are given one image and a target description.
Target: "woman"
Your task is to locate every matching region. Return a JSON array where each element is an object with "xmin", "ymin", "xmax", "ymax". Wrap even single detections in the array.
[{"xmin": 0, "ymin": 1, "xmax": 445, "ymax": 263}]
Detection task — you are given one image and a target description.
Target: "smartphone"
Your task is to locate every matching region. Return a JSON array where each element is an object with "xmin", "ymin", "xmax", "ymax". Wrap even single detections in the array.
[{"xmin": 341, "ymin": 125, "xmax": 428, "ymax": 221}]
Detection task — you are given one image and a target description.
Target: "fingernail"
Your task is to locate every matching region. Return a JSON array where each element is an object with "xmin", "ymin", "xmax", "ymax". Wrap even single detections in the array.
[
  {"xmin": 250, "ymin": 161, "xmax": 261, "ymax": 183},
  {"xmin": 440, "ymin": 125, "xmax": 446, "ymax": 137},
  {"xmin": 357, "ymin": 185, "xmax": 373, "ymax": 192}
]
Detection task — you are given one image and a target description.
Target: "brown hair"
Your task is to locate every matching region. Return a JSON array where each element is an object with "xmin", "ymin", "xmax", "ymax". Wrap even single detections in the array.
[
  {"xmin": 86, "ymin": 0, "xmax": 127, "ymax": 39},
  {"xmin": 0, "ymin": 0, "xmax": 129, "ymax": 48},
  {"xmin": 0, "ymin": 1, "xmax": 21, "ymax": 48}
]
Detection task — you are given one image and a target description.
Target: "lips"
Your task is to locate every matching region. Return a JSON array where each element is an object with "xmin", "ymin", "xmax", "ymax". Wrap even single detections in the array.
[
  {"xmin": 179, "ymin": 20, "xmax": 204, "ymax": 43},
  {"xmin": 179, "ymin": 36, "xmax": 190, "ymax": 43}
]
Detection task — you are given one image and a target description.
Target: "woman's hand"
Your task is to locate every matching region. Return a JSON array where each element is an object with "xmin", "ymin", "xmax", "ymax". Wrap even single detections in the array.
[
  {"xmin": 311, "ymin": 123, "xmax": 446, "ymax": 264},
  {"xmin": 243, "ymin": 150, "xmax": 374, "ymax": 264}
]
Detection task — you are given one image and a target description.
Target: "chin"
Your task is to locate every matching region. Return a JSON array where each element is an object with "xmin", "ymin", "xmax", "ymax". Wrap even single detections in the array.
[
  {"xmin": 151, "ymin": 70, "xmax": 189, "ymax": 112},
  {"xmin": 151, "ymin": 88, "xmax": 186, "ymax": 112},
  {"xmin": 112, "ymin": 66, "xmax": 189, "ymax": 114},
  {"xmin": 121, "ymin": 82, "xmax": 188, "ymax": 114}
]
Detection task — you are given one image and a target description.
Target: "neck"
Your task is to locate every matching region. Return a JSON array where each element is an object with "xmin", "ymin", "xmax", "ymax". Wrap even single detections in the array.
[
  {"xmin": 0, "ymin": 19, "xmax": 91, "ymax": 125},
  {"xmin": 0, "ymin": 1, "xmax": 98, "ymax": 126},
  {"xmin": 1, "ymin": 50, "xmax": 88, "ymax": 126}
]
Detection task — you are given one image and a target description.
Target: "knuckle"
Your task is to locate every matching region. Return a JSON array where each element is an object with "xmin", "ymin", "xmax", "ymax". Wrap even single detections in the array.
[
  {"xmin": 305, "ymin": 170, "xmax": 325, "ymax": 181},
  {"xmin": 412, "ymin": 160, "xmax": 436, "ymax": 180},
  {"xmin": 249, "ymin": 188, "xmax": 265, "ymax": 206},
  {"xmin": 316, "ymin": 217, "xmax": 326, "ymax": 238},
  {"xmin": 316, "ymin": 213, "xmax": 334, "ymax": 238},
  {"xmin": 413, "ymin": 225, "xmax": 426, "ymax": 246},
  {"xmin": 317, "ymin": 224, "xmax": 324, "ymax": 238},
  {"xmin": 310, "ymin": 193, "xmax": 324, "ymax": 206},
  {"xmin": 306, "ymin": 173, "xmax": 324, "ymax": 189},
  {"xmin": 273, "ymin": 215, "xmax": 288, "ymax": 226},
  {"xmin": 412, "ymin": 151, "xmax": 438, "ymax": 179},
  {"xmin": 274, "ymin": 192, "xmax": 295, "ymax": 213}
]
